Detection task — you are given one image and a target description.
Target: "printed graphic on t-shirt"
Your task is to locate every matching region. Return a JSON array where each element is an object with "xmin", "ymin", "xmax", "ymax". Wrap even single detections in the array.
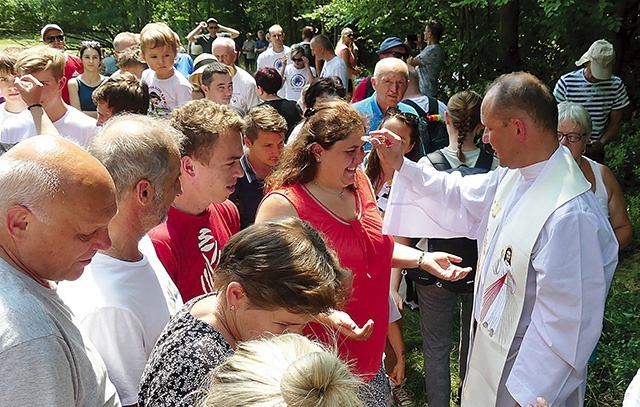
[
  {"xmin": 290, "ymin": 73, "xmax": 306, "ymax": 91},
  {"xmin": 198, "ymin": 227, "xmax": 221, "ymax": 293},
  {"xmin": 148, "ymin": 88, "xmax": 171, "ymax": 116}
]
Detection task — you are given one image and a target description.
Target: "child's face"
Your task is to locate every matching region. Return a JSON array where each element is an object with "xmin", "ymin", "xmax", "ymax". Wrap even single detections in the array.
[
  {"xmin": 0, "ymin": 70, "xmax": 21, "ymax": 103},
  {"xmin": 142, "ymin": 44, "xmax": 177, "ymax": 80}
]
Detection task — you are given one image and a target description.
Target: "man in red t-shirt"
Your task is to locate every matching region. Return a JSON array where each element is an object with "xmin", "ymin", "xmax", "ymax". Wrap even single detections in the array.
[
  {"xmin": 149, "ymin": 99, "xmax": 244, "ymax": 301},
  {"xmin": 41, "ymin": 24, "xmax": 83, "ymax": 104}
]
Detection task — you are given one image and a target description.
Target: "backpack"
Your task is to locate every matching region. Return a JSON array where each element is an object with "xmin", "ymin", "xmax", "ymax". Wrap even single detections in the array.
[
  {"xmin": 400, "ymin": 97, "xmax": 449, "ymax": 154},
  {"xmin": 402, "ymin": 149, "xmax": 493, "ymax": 293}
]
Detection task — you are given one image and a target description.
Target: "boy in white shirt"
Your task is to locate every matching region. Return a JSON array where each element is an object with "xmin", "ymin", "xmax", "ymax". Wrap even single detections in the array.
[{"xmin": 140, "ymin": 22, "xmax": 192, "ymax": 116}]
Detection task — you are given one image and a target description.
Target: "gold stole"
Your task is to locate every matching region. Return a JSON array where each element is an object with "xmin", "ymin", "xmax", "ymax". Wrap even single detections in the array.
[{"xmin": 461, "ymin": 149, "xmax": 590, "ymax": 406}]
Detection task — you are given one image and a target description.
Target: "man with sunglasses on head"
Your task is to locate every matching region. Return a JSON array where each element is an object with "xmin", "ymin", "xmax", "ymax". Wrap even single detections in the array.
[
  {"xmin": 351, "ymin": 37, "xmax": 411, "ymax": 103},
  {"xmin": 186, "ymin": 17, "xmax": 240, "ymax": 55},
  {"xmin": 352, "ymin": 57, "xmax": 417, "ymax": 152},
  {"xmin": 41, "ymin": 23, "xmax": 83, "ymax": 104}
]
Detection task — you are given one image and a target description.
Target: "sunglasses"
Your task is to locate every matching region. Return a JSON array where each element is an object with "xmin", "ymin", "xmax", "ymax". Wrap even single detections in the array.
[
  {"xmin": 382, "ymin": 51, "xmax": 409, "ymax": 60},
  {"xmin": 385, "ymin": 107, "xmax": 419, "ymax": 123},
  {"xmin": 45, "ymin": 34, "xmax": 65, "ymax": 43},
  {"xmin": 292, "ymin": 57, "xmax": 304, "ymax": 62},
  {"xmin": 208, "ymin": 25, "xmax": 219, "ymax": 30}
]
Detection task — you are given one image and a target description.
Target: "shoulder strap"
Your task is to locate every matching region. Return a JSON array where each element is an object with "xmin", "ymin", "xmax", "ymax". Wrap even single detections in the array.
[
  {"xmin": 426, "ymin": 95, "xmax": 439, "ymax": 115},
  {"xmin": 426, "ymin": 150, "xmax": 452, "ymax": 171},
  {"xmin": 475, "ymin": 149, "xmax": 494, "ymax": 171},
  {"xmin": 400, "ymin": 99, "xmax": 426, "ymax": 117}
]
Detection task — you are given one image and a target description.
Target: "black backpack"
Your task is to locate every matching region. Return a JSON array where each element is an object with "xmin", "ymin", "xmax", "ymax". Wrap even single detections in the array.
[
  {"xmin": 400, "ymin": 98, "xmax": 449, "ymax": 154},
  {"xmin": 403, "ymin": 149, "xmax": 493, "ymax": 293}
]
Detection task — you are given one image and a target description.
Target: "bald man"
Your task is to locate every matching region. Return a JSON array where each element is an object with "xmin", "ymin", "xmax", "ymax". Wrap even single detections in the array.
[
  {"xmin": 0, "ymin": 135, "xmax": 120, "ymax": 405},
  {"xmin": 351, "ymin": 57, "xmax": 418, "ymax": 151},
  {"xmin": 378, "ymin": 72, "xmax": 618, "ymax": 407}
]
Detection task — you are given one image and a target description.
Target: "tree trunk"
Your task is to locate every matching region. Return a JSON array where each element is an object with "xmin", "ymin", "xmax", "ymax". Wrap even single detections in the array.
[{"xmin": 498, "ymin": 0, "xmax": 521, "ymax": 73}]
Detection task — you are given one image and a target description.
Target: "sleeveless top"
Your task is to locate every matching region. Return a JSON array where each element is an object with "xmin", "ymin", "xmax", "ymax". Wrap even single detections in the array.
[
  {"xmin": 585, "ymin": 156, "xmax": 609, "ymax": 217},
  {"xmin": 265, "ymin": 169, "xmax": 394, "ymax": 380},
  {"xmin": 77, "ymin": 77, "xmax": 104, "ymax": 111}
]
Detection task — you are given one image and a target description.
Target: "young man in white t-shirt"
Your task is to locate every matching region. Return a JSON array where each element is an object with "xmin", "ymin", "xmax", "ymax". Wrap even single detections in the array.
[
  {"xmin": 0, "ymin": 46, "xmax": 96, "ymax": 147},
  {"xmin": 310, "ymin": 34, "xmax": 348, "ymax": 89}
]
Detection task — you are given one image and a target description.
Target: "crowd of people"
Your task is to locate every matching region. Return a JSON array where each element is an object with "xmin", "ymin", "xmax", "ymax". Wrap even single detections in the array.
[{"xmin": 0, "ymin": 16, "xmax": 635, "ymax": 407}]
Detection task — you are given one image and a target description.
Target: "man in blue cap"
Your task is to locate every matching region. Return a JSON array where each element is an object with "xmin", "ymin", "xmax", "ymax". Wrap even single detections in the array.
[{"xmin": 351, "ymin": 37, "xmax": 411, "ymax": 103}]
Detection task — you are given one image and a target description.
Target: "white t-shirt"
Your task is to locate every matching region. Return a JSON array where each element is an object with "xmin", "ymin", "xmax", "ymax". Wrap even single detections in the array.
[
  {"xmin": 0, "ymin": 106, "xmax": 97, "ymax": 147},
  {"xmin": 142, "ymin": 69, "xmax": 192, "ymax": 116},
  {"xmin": 320, "ymin": 55, "xmax": 348, "ymax": 90},
  {"xmin": 58, "ymin": 235, "xmax": 183, "ymax": 405},
  {"xmin": 256, "ymin": 46, "xmax": 291, "ymax": 72},
  {"xmin": 231, "ymin": 66, "xmax": 260, "ymax": 115},
  {"xmin": 282, "ymin": 65, "xmax": 316, "ymax": 102},
  {"xmin": 0, "ymin": 104, "xmax": 22, "ymax": 127}
]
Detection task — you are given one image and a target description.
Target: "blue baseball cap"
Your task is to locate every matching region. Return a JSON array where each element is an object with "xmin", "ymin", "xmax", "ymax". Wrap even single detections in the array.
[{"xmin": 376, "ymin": 37, "xmax": 411, "ymax": 55}]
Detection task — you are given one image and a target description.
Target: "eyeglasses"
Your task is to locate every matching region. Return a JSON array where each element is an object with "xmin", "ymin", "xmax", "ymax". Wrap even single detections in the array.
[
  {"xmin": 292, "ymin": 57, "xmax": 303, "ymax": 62},
  {"xmin": 557, "ymin": 131, "xmax": 587, "ymax": 143},
  {"xmin": 45, "ymin": 35, "xmax": 65, "ymax": 43},
  {"xmin": 385, "ymin": 107, "xmax": 419, "ymax": 124},
  {"xmin": 382, "ymin": 51, "xmax": 409, "ymax": 60}
]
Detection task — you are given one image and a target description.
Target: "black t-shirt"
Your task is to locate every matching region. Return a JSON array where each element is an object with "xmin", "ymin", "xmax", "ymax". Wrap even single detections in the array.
[{"xmin": 259, "ymin": 99, "xmax": 302, "ymax": 141}]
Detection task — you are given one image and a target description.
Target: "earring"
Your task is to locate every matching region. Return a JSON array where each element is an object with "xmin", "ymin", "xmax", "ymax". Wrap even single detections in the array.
[
  {"xmin": 230, "ymin": 305, "xmax": 236, "ymax": 311},
  {"xmin": 316, "ymin": 156, "xmax": 321, "ymax": 162}
]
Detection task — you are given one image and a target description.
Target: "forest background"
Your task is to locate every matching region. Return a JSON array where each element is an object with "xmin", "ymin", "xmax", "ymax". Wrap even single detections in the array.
[{"xmin": 1, "ymin": 0, "xmax": 639, "ymax": 405}]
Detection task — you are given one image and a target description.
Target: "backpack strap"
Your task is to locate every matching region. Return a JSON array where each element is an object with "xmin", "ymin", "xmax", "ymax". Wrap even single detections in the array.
[
  {"xmin": 475, "ymin": 149, "xmax": 494, "ymax": 171},
  {"xmin": 426, "ymin": 150, "xmax": 452, "ymax": 171},
  {"xmin": 426, "ymin": 95, "xmax": 439, "ymax": 115},
  {"xmin": 399, "ymin": 99, "xmax": 427, "ymax": 117}
]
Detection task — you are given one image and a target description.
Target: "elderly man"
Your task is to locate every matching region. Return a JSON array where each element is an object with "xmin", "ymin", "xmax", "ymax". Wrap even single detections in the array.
[
  {"xmin": 57, "ymin": 115, "xmax": 184, "ymax": 406},
  {"xmin": 0, "ymin": 46, "xmax": 97, "ymax": 147},
  {"xmin": 149, "ymin": 100, "xmax": 244, "ymax": 302},
  {"xmin": 376, "ymin": 72, "xmax": 618, "ymax": 407},
  {"xmin": 352, "ymin": 58, "xmax": 417, "ymax": 150},
  {"xmin": 40, "ymin": 23, "xmax": 83, "ymax": 104},
  {"xmin": 212, "ymin": 37, "xmax": 260, "ymax": 115},
  {"xmin": 0, "ymin": 135, "xmax": 119, "ymax": 405},
  {"xmin": 553, "ymin": 39, "xmax": 630, "ymax": 163},
  {"xmin": 351, "ymin": 37, "xmax": 411, "ymax": 103},
  {"xmin": 310, "ymin": 34, "xmax": 348, "ymax": 91}
]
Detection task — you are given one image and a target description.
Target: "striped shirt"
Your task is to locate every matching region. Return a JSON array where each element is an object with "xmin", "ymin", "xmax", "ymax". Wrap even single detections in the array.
[{"xmin": 553, "ymin": 68, "xmax": 629, "ymax": 140}]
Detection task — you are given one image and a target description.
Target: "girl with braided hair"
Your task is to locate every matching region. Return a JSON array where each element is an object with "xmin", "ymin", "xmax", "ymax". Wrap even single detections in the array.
[{"xmin": 412, "ymin": 90, "xmax": 500, "ymax": 407}]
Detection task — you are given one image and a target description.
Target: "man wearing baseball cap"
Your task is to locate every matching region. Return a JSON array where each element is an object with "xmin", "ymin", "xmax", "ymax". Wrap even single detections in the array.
[
  {"xmin": 186, "ymin": 17, "xmax": 240, "ymax": 55},
  {"xmin": 41, "ymin": 23, "xmax": 83, "ymax": 105},
  {"xmin": 553, "ymin": 39, "xmax": 630, "ymax": 162},
  {"xmin": 351, "ymin": 37, "xmax": 411, "ymax": 103}
]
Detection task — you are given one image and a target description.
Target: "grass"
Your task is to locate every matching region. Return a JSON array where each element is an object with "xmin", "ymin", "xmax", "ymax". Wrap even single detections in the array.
[
  {"xmin": 401, "ymin": 249, "xmax": 640, "ymax": 406},
  {"xmin": 0, "ymin": 36, "xmax": 40, "ymax": 49}
]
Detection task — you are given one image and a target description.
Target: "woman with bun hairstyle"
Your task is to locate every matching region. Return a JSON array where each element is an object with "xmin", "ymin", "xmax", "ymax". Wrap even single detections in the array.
[{"xmin": 200, "ymin": 333, "xmax": 363, "ymax": 407}]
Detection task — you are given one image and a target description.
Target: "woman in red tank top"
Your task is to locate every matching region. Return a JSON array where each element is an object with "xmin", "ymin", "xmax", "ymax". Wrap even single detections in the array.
[{"xmin": 256, "ymin": 99, "xmax": 469, "ymax": 406}]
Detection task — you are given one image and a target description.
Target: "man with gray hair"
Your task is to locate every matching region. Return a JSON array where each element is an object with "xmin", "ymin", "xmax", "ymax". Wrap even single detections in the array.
[
  {"xmin": 212, "ymin": 37, "xmax": 259, "ymax": 115},
  {"xmin": 0, "ymin": 135, "xmax": 119, "ymax": 405},
  {"xmin": 281, "ymin": 43, "xmax": 316, "ymax": 102},
  {"xmin": 352, "ymin": 57, "xmax": 417, "ymax": 150},
  {"xmin": 57, "ymin": 115, "xmax": 185, "ymax": 406}
]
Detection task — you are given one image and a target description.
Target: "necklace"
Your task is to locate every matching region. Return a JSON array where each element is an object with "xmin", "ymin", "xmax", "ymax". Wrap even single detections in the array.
[{"xmin": 313, "ymin": 180, "xmax": 345, "ymax": 199}]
